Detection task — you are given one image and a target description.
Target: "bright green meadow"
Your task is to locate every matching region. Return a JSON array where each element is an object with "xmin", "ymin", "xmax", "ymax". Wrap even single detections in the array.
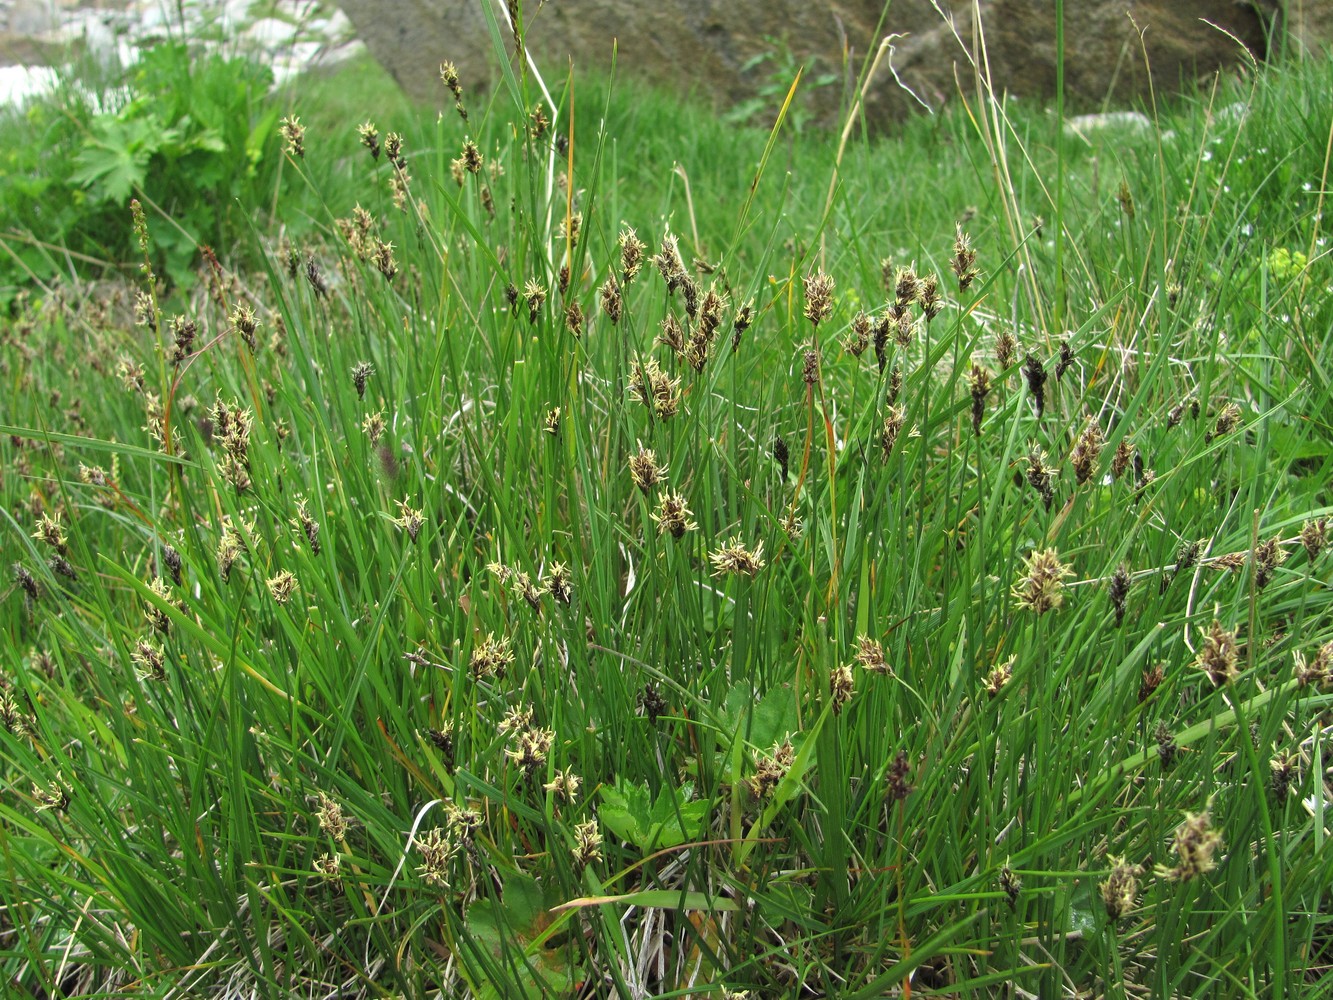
[{"xmin": 2, "ymin": 8, "xmax": 1333, "ymax": 998}]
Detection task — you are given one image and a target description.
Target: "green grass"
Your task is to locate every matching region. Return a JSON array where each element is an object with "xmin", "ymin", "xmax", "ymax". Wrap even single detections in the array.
[{"xmin": 2, "ymin": 15, "xmax": 1333, "ymax": 998}]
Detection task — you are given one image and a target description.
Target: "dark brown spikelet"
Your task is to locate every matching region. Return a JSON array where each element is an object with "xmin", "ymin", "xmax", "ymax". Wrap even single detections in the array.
[
  {"xmin": 1167, "ymin": 395, "xmax": 1192, "ymax": 429},
  {"xmin": 48, "ymin": 555, "xmax": 77, "ymax": 581},
  {"xmin": 1195, "ymin": 619, "xmax": 1240, "ymax": 687},
  {"xmin": 801, "ymin": 350, "xmax": 820, "ymax": 385},
  {"xmin": 968, "ymin": 363, "xmax": 990, "ymax": 435},
  {"xmin": 163, "ymin": 544, "xmax": 183, "ymax": 586},
  {"xmin": 1069, "ymin": 419, "xmax": 1104, "ymax": 485},
  {"xmin": 1055, "ymin": 340, "xmax": 1074, "ymax": 381},
  {"xmin": 440, "ymin": 62, "xmax": 467, "ymax": 121},
  {"xmin": 628, "ymin": 448, "xmax": 666, "ymax": 493},
  {"xmin": 894, "ymin": 265, "xmax": 921, "ymax": 309},
  {"xmin": 881, "ymin": 407, "xmax": 905, "ymax": 459},
  {"xmin": 529, "ymin": 104, "xmax": 549, "ymax": 140},
  {"xmin": 886, "ymin": 750, "xmax": 913, "ymax": 801},
  {"xmin": 168, "ymin": 315, "xmax": 196, "ymax": 365},
  {"xmin": 637, "ymin": 683, "xmax": 668, "ymax": 724},
  {"xmin": 773, "ymin": 435, "xmax": 789, "ymax": 483},
  {"xmin": 918, "ymin": 273, "xmax": 943, "ymax": 321},
  {"xmin": 999, "ymin": 865, "xmax": 1021, "ymax": 909},
  {"xmin": 357, "ymin": 121, "xmax": 380, "ymax": 160},
  {"xmin": 427, "ymin": 723, "xmax": 455, "ymax": 772},
  {"xmin": 1111, "ymin": 439, "xmax": 1134, "ymax": 480},
  {"xmin": 1156, "ymin": 721, "xmax": 1178, "ymax": 769},
  {"xmin": 1139, "ymin": 663, "xmax": 1164, "ymax": 703},
  {"xmin": 1025, "ymin": 446, "xmax": 1056, "ymax": 511},
  {"xmin": 305, "ymin": 256, "xmax": 328, "ymax": 298},
  {"xmin": 564, "ymin": 301, "xmax": 584, "ymax": 339},
  {"xmin": 1022, "ymin": 353, "xmax": 1047, "ymax": 418},
  {"xmin": 384, "ymin": 131, "xmax": 405, "ymax": 170},
  {"xmin": 546, "ymin": 562, "xmax": 573, "ymax": 606},
  {"xmin": 351, "ymin": 361, "xmax": 374, "ymax": 400},
  {"xmin": 1253, "ymin": 536, "xmax": 1286, "ymax": 590},
  {"xmin": 1117, "ymin": 180, "xmax": 1135, "ymax": 220},
  {"xmin": 1108, "ymin": 563, "xmax": 1131, "ymax": 627},
  {"xmin": 599, "ymin": 276, "xmax": 622, "ymax": 325},
  {"xmin": 951, "ymin": 226, "xmax": 979, "ymax": 291},
  {"xmin": 1101, "ymin": 859, "xmax": 1141, "ymax": 923},
  {"xmin": 1162, "ymin": 539, "xmax": 1201, "ymax": 593},
  {"xmin": 873, "ymin": 314, "xmax": 890, "ymax": 373},
  {"xmin": 523, "ymin": 279, "xmax": 546, "ymax": 324},
  {"xmin": 731, "ymin": 300, "xmax": 753, "ymax": 353},
  {"xmin": 887, "ymin": 365, "xmax": 903, "ymax": 406},
  {"xmin": 653, "ymin": 233, "xmax": 685, "ymax": 288},
  {"xmin": 1301, "ymin": 518, "xmax": 1328, "ymax": 561},
  {"xmin": 846, "ymin": 311, "xmax": 871, "ymax": 357},
  {"xmin": 1270, "ymin": 748, "xmax": 1299, "ymax": 799},
  {"xmin": 802, "ymin": 270, "xmax": 834, "ymax": 327},
  {"xmin": 996, "ymin": 328, "xmax": 1018, "ymax": 371},
  {"xmin": 280, "ymin": 115, "xmax": 305, "ymax": 158},
  {"xmin": 1207, "ymin": 402, "xmax": 1243, "ymax": 443},
  {"xmin": 657, "ymin": 314, "xmax": 685, "ymax": 356},
  {"xmin": 894, "ymin": 309, "xmax": 915, "ymax": 349}
]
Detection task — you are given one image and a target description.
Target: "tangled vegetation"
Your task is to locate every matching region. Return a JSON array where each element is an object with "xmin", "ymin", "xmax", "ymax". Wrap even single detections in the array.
[{"xmin": 2, "ymin": 5, "xmax": 1332, "ymax": 997}]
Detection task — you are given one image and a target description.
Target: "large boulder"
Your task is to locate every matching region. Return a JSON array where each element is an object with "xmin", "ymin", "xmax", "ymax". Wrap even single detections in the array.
[{"xmin": 334, "ymin": 0, "xmax": 1310, "ymax": 126}]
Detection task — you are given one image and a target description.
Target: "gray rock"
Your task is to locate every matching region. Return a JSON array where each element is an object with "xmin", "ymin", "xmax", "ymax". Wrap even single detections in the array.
[{"xmin": 332, "ymin": 0, "xmax": 1325, "ymax": 127}]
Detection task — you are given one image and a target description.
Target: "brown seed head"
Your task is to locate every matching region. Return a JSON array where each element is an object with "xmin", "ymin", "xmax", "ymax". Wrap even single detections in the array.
[
  {"xmin": 854, "ymin": 635, "xmax": 890, "ymax": 674},
  {"xmin": 1022, "ymin": 353, "xmax": 1047, "ymax": 418},
  {"xmin": 628, "ymin": 448, "xmax": 667, "ymax": 493},
  {"xmin": 951, "ymin": 226, "xmax": 979, "ymax": 290},
  {"xmin": 880, "ymin": 406, "xmax": 905, "ymax": 459},
  {"xmin": 748, "ymin": 739, "xmax": 795, "ymax": 798},
  {"xmin": 1108, "ymin": 563, "xmax": 1131, "ymax": 627},
  {"xmin": 709, "ymin": 536, "xmax": 766, "ymax": 577},
  {"xmin": 415, "ymin": 827, "xmax": 457, "ymax": 889},
  {"xmin": 1252, "ymin": 536, "xmax": 1286, "ymax": 590},
  {"xmin": 846, "ymin": 311, "xmax": 871, "ymax": 357},
  {"xmin": 1194, "ymin": 619, "xmax": 1240, "ymax": 686},
  {"xmin": 357, "ymin": 120, "xmax": 380, "ymax": 159},
  {"xmin": 651, "ymin": 491, "xmax": 697, "ymax": 539},
  {"xmin": 1069, "ymin": 419, "xmax": 1105, "ymax": 485},
  {"xmin": 1158, "ymin": 807, "xmax": 1222, "ymax": 882},
  {"xmin": 801, "ymin": 349, "xmax": 820, "ymax": 385},
  {"xmin": 968, "ymin": 363, "xmax": 990, "ymax": 435},
  {"xmin": 523, "ymin": 278, "xmax": 546, "ymax": 324},
  {"xmin": 886, "ymin": 749, "xmax": 913, "ymax": 801},
  {"xmin": 1207, "ymin": 402, "xmax": 1243, "ymax": 442},
  {"xmin": 469, "ymin": 631, "xmax": 514, "ymax": 679},
  {"xmin": 1012, "ymin": 548, "xmax": 1073, "ymax": 615},
  {"xmin": 1300, "ymin": 518, "xmax": 1328, "ymax": 561},
  {"xmin": 829, "ymin": 662, "xmax": 854, "ymax": 714},
  {"xmin": 599, "ymin": 275, "xmax": 622, "ymax": 324},
  {"xmin": 802, "ymin": 270, "xmax": 834, "ymax": 327},
  {"xmin": 1101, "ymin": 857, "xmax": 1141, "ymax": 922},
  {"xmin": 894, "ymin": 265, "xmax": 920, "ymax": 308},
  {"xmin": 1111, "ymin": 439, "xmax": 1134, "ymax": 480},
  {"xmin": 919, "ymin": 273, "xmax": 943, "ymax": 321},
  {"xmin": 984, "ymin": 656, "xmax": 1015, "ymax": 697},
  {"xmin": 279, "ymin": 115, "xmax": 305, "ymax": 158},
  {"xmin": 266, "ymin": 570, "xmax": 298, "ymax": 605}
]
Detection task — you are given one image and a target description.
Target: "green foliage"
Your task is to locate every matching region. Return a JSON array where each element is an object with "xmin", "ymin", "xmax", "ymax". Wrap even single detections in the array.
[
  {"xmin": 2, "ymin": 21, "xmax": 1333, "ymax": 1000},
  {"xmin": 0, "ymin": 42, "xmax": 276, "ymax": 297},
  {"xmin": 599, "ymin": 779, "xmax": 708, "ymax": 852}
]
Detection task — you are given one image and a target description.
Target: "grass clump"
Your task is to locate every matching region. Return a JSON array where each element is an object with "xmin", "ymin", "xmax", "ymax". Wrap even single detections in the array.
[{"xmin": 1, "ymin": 9, "xmax": 1333, "ymax": 998}]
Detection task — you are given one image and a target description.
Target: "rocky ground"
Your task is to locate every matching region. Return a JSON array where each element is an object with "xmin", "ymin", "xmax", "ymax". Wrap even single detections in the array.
[{"xmin": 0, "ymin": 0, "xmax": 362, "ymax": 104}]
